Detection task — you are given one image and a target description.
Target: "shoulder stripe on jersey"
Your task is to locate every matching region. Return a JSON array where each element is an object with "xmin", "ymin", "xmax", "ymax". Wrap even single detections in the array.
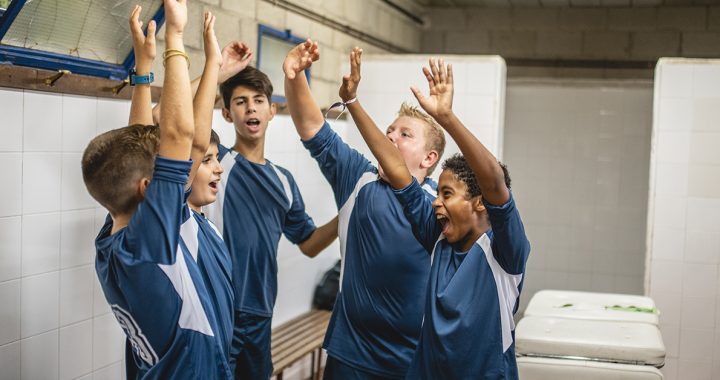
[
  {"xmin": 336, "ymin": 172, "xmax": 377, "ymax": 292},
  {"xmin": 429, "ymin": 234, "xmax": 446, "ymax": 266},
  {"xmin": 111, "ymin": 304, "xmax": 159, "ymax": 366},
  {"xmin": 421, "ymin": 182, "xmax": 436, "ymax": 197},
  {"xmin": 158, "ymin": 244, "xmax": 215, "ymax": 337},
  {"xmin": 207, "ymin": 219, "xmax": 223, "ymax": 240},
  {"xmin": 478, "ymin": 233, "xmax": 523, "ymax": 353},
  {"xmin": 269, "ymin": 163, "xmax": 293, "ymax": 210},
  {"xmin": 180, "ymin": 208, "xmax": 200, "ymax": 262},
  {"xmin": 204, "ymin": 150, "xmax": 237, "ymax": 233}
]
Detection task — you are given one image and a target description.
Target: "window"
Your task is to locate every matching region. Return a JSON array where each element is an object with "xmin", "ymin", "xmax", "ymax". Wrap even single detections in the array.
[
  {"xmin": 0, "ymin": 0, "xmax": 164, "ymax": 79},
  {"xmin": 257, "ymin": 24, "xmax": 309, "ymax": 103}
]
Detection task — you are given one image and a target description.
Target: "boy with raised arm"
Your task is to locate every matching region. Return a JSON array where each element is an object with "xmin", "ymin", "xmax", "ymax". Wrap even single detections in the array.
[
  {"xmin": 82, "ymin": 2, "xmax": 233, "ymax": 378},
  {"xmin": 349, "ymin": 54, "xmax": 531, "ymax": 379},
  {"xmin": 201, "ymin": 54, "xmax": 339, "ymax": 380},
  {"xmin": 283, "ymin": 42, "xmax": 445, "ymax": 379}
]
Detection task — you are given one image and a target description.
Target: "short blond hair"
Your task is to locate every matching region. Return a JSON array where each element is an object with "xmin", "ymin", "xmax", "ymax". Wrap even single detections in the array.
[{"xmin": 397, "ymin": 102, "xmax": 446, "ymax": 175}]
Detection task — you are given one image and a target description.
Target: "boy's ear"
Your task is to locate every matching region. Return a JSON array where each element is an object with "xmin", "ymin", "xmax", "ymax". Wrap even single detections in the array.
[
  {"xmin": 138, "ymin": 177, "xmax": 151, "ymax": 199},
  {"xmin": 222, "ymin": 107, "xmax": 233, "ymax": 123},
  {"xmin": 473, "ymin": 195, "xmax": 486, "ymax": 213},
  {"xmin": 421, "ymin": 149, "xmax": 439, "ymax": 170},
  {"xmin": 269, "ymin": 102, "xmax": 277, "ymax": 120}
]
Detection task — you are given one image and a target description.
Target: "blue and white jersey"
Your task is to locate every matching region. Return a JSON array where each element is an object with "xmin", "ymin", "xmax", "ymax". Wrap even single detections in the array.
[
  {"xmin": 189, "ymin": 210, "xmax": 234, "ymax": 361},
  {"xmin": 394, "ymin": 178, "xmax": 531, "ymax": 380},
  {"xmin": 95, "ymin": 157, "xmax": 234, "ymax": 379},
  {"xmin": 204, "ymin": 145, "xmax": 316, "ymax": 317},
  {"xmin": 303, "ymin": 122, "xmax": 435, "ymax": 377}
]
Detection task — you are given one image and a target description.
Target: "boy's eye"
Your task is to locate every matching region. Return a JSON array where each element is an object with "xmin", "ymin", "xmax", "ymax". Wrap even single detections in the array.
[{"xmin": 401, "ymin": 132, "xmax": 410, "ymax": 137}]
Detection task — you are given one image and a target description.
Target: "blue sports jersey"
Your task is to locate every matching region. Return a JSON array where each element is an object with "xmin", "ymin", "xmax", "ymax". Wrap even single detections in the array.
[
  {"xmin": 303, "ymin": 122, "xmax": 435, "ymax": 377},
  {"xmin": 190, "ymin": 210, "xmax": 234, "ymax": 361},
  {"xmin": 95, "ymin": 157, "xmax": 234, "ymax": 379},
  {"xmin": 394, "ymin": 178, "xmax": 531, "ymax": 380},
  {"xmin": 204, "ymin": 146, "xmax": 316, "ymax": 317}
]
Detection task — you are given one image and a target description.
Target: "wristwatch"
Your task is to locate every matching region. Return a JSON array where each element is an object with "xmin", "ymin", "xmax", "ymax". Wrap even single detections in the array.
[{"xmin": 129, "ymin": 69, "xmax": 154, "ymax": 86}]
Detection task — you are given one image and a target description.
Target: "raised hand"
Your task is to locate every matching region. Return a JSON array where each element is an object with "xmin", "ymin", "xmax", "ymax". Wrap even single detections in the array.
[
  {"xmin": 410, "ymin": 58, "xmax": 454, "ymax": 120},
  {"xmin": 339, "ymin": 47, "xmax": 362, "ymax": 102},
  {"xmin": 129, "ymin": 5, "xmax": 156, "ymax": 70},
  {"xmin": 163, "ymin": 0, "xmax": 187, "ymax": 36},
  {"xmin": 283, "ymin": 39, "xmax": 319, "ymax": 80},
  {"xmin": 218, "ymin": 41, "xmax": 253, "ymax": 84},
  {"xmin": 202, "ymin": 11, "xmax": 221, "ymax": 66}
]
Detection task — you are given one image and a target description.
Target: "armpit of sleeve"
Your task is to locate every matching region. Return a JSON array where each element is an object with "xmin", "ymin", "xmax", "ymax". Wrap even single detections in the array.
[{"xmin": 483, "ymin": 192, "xmax": 531, "ymax": 275}]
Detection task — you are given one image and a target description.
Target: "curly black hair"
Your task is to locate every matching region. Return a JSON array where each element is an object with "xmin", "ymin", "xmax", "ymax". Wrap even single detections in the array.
[{"xmin": 441, "ymin": 154, "xmax": 511, "ymax": 198}]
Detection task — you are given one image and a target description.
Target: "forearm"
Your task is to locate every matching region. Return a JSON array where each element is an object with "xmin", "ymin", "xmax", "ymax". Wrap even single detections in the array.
[
  {"xmin": 158, "ymin": 34, "xmax": 194, "ymax": 157},
  {"xmin": 284, "ymin": 74, "xmax": 324, "ymax": 140},
  {"xmin": 437, "ymin": 112, "xmax": 509, "ymax": 203},
  {"xmin": 347, "ymin": 102, "xmax": 412, "ymax": 189},
  {"xmin": 192, "ymin": 63, "xmax": 219, "ymax": 155},
  {"xmin": 153, "ymin": 75, "xmax": 202, "ymax": 125},
  {"xmin": 298, "ymin": 216, "xmax": 338, "ymax": 258},
  {"xmin": 128, "ymin": 61, "xmax": 154, "ymax": 126}
]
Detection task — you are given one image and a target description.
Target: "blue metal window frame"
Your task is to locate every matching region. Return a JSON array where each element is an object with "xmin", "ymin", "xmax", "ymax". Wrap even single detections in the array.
[
  {"xmin": 0, "ymin": 0, "xmax": 165, "ymax": 80},
  {"xmin": 257, "ymin": 24, "xmax": 309, "ymax": 103}
]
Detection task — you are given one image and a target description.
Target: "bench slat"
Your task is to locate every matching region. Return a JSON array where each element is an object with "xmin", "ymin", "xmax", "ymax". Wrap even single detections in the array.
[{"xmin": 270, "ymin": 310, "xmax": 331, "ymax": 377}]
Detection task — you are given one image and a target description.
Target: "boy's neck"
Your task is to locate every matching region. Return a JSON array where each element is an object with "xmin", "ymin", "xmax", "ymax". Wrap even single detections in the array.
[
  {"xmin": 233, "ymin": 136, "xmax": 266, "ymax": 164},
  {"xmin": 188, "ymin": 202, "xmax": 201, "ymax": 214},
  {"xmin": 456, "ymin": 216, "xmax": 492, "ymax": 252},
  {"xmin": 410, "ymin": 168, "xmax": 429, "ymax": 182},
  {"xmin": 110, "ymin": 214, "xmax": 130, "ymax": 235}
]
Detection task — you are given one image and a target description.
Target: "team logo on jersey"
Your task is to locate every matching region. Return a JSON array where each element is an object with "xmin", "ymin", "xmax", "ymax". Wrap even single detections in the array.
[{"xmin": 111, "ymin": 305, "xmax": 159, "ymax": 366}]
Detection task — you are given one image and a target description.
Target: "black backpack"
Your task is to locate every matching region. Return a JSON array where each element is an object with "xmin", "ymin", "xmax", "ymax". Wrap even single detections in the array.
[{"xmin": 313, "ymin": 260, "xmax": 341, "ymax": 311}]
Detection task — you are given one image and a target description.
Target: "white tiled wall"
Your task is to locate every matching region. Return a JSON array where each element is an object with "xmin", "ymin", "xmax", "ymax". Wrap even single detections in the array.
[
  {"xmin": 345, "ymin": 55, "xmax": 507, "ymax": 180},
  {"xmin": 0, "ymin": 89, "xmax": 345, "ymax": 380},
  {"xmin": 647, "ymin": 58, "xmax": 720, "ymax": 380},
  {"xmin": 503, "ymin": 79, "xmax": 654, "ymax": 313},
  {"xmin": 0, "ymin": 87, "xmax": 341, "ymax": 379},
  {"xmin": 0, "ymin": 88, "xmax": 128, "ymax": 380}
]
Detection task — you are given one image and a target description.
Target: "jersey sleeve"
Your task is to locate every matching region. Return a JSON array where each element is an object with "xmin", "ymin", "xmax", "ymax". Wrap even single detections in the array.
[
  {"xmin": 302, "ymin": 122, "xmax": 376, "ymax": 209},
  {"xmin": 124, "ymin": 156, "xmax": 192, "ymax": 264},
  {"xmin": 280, "ymin": 168, "xmax": 317, "ymax": 244},
  {"xmin": 483, "ymin": 192, "xmax": 531, "ymax": 275},
  {"xmin": 393, "ymin": 178, "xmax": 442, "ymax": 254}
]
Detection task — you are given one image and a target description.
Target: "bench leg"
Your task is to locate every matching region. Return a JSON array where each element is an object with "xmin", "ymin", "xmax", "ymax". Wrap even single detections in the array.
[
  {"xmin": 276, "ymin": 371, "xmax": 283, "ymax": 380},
  {"xmin": 315, "ymin": 348, "xmax": 322, "ymax": 380},
  {"xmin": 310, "ymin": 350, "xmax": 316, "ymax": 378}
]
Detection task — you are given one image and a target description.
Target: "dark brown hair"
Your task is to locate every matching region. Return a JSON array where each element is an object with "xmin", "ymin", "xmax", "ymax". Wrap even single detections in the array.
[
  {"xmin": 81, "ymin": 124, "xmax": 159, "ymax": 215},
  {"xmin": 220, "ymin": 66, "xmax": 273, "ymax": 108}
]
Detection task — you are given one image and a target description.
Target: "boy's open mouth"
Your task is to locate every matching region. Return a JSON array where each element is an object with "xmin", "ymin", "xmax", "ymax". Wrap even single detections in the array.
[{"xmin": 437, "ymin": 214, "xmax": 449, "ymax": 234}]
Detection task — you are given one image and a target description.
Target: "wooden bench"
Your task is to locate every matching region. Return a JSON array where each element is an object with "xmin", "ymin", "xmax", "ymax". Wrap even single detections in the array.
[{"xmin": 271, "ymin": 309, "xmax": 332, "ymax": 380}]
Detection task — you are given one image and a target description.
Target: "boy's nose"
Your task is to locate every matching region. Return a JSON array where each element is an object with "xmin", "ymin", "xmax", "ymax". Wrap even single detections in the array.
[{"xmin": 432, "ymin": 197, "xmax": 441, "ymax": 208}]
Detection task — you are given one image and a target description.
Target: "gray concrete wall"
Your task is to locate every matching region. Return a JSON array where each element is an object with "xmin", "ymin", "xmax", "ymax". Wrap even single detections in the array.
[
  {"xmin": 151, "ymin": 0, "xmax": 424, "ymax": 107},
  {"xmin": 421, "ymin": 6, "xmax": 720, "ymax": 78}
]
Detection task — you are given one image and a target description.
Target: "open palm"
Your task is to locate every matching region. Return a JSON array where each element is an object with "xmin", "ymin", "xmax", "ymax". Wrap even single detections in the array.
[
  {"xmin": 411, "ymin": 58, "xmax": 454, "ymax": 119},
  {"xmin": 283, "ymin": 39, "xmax": 319, "ymax": 80}
]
